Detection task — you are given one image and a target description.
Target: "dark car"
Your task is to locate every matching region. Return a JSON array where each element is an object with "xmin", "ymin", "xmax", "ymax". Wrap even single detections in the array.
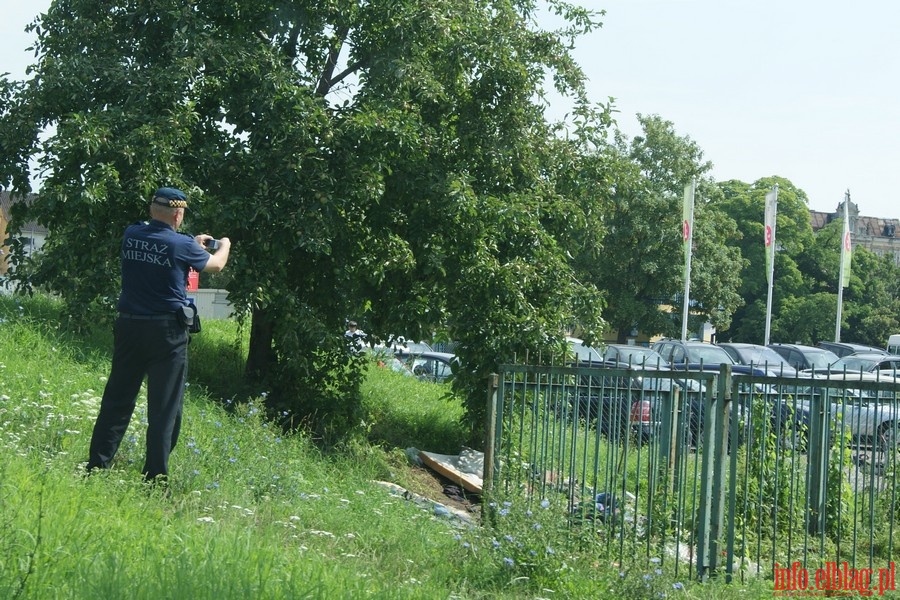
[
  {"xmin": 601, "ymin": 343, "xmax": 716, "ymax": 442},
  {"xmin": 566, "ymin": 338, "xmax": 652, "ymax": 442},
  {"xmin": 651, "ymin": 339, "xmax": 736, "ymax": 369},
  {"xmin": 652, "ymin": 340, "xmax": 799, "ymax": 447},
  {"xmin": 717, "ymin": 342, "xmax": 798, "ymax": 376},
  {"xmin": 817, "ymin": 341, "xmax": 888, "ymax": 358},
  {"xmin": 768, "ymin": 343, "xmax": 839, "ymax": 372}
]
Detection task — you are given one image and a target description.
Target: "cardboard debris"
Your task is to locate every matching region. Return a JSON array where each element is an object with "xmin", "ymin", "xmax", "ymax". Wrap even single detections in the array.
[{"xmin": 418, "ymin": 450, "xmax": 484, "ymax": 494}]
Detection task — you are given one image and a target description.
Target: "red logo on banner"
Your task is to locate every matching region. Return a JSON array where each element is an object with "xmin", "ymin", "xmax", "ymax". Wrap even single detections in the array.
[
  {"xmin": 683, "ymin": 220, "xmax": 690, "ymax": 242},
  {"xmin": 765, "ymin": 225, "xmax": 773, "ymax": 247},
  {"xmin": 844, "ymin": 231, "xmax": 851, "ymax": 252}
]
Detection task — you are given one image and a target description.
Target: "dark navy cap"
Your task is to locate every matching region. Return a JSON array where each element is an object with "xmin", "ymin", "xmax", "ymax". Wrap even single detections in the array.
[{"xmin": 151, "ymin": 187, "xmax": 188, "ymax": 208}]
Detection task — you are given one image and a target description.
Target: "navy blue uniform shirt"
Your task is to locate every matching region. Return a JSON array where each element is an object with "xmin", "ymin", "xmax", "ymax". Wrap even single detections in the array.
[{"xmin": 117, "ymin": 219, "xmax": 210, "ymax": 314}]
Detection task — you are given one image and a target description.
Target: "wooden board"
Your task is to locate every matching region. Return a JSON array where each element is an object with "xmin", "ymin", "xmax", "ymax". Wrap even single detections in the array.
[{"xmin": 419, "ymin": 451, "xmax": 483, "ymax": 494}]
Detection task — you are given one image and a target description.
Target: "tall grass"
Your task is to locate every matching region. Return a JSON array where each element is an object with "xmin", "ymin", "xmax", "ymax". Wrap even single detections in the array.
[{"xmin": 0, "ymin": 294, "xmax": 773, "ymax": 598}]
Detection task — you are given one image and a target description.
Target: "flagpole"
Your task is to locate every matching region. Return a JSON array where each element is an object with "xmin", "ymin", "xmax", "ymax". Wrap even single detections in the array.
[
  {"xmin": 835, "ymin": 190, "xmax": 851, "ymax": 342},
  {"xmin": 681, "ymin": 178, "xmax": 695, "ymax": 341},
  {"xmin": 763, "ymin": 184, "xmax": 778, "ymax": 346}
]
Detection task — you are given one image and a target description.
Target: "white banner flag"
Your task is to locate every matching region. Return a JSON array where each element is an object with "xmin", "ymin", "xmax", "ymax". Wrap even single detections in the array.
[{"xmin": 764, "ymin": 187, "xmax": 778, "ymax": 286}]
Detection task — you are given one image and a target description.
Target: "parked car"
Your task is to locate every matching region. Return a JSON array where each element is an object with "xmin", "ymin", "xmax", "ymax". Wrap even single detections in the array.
[
  {"xmin": 601, "ymin": 344, "xmax": 705, "ymax": 394},
  {"xmin": 888, "ymin": 334, "xmax": 900, "ymax": 356},
  {"xmin": 717, "ymin": 342, "xmax": 798, "ymax": 376},
  {"xmin": 396, "ymin": 351, "xmax": 458, "ymax": 383},
  {"xmin": 375, "ymin": 336, "xmax": 434, "ymax": 355},
  {"xmin": 602, "ymin": 344, "xmax": 668, "ymax": 368},
  {"xmin": 601, "ymin": 344, "xmax": 707, "ymax": 443},
  {"xmin": 817, "ymin": 341, "xmax": 888, "ymax": 358},
  {"xmin": 827, "ymin": 353, "xmax": 900, "ymax": 375},
  {"xmin": 651, "ymin": 339, "xmax": 736, "ymax": 369},
  {"xmin": 768, "ymin": 343, "xmax": 839, "ymax": 372},
  {"xmin": 567, "ymin": 336, "xmax": 604, "ymax": 363},
  {"xmin": 789, "ymin": 372, "xmax": 900, "ymax": 451},
  {"xmin": 566, "ymin": 338, "xmax": 657, "ymax": 442},
  {"xmin": 652, "ymin": 339, "xmax": 803, "ymax": 447}
]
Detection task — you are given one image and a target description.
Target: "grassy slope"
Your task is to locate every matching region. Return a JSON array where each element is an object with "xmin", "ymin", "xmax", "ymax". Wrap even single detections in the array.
[{"xmin": 0, "ymin": 294, "xmax": 773, "ymax": 599}]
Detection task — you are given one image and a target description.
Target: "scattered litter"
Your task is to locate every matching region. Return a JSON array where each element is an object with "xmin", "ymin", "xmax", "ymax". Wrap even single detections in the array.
[
  {"xmin": 405, "ymin": 447, "xmax": 423, "ymax": 466},
  {"xmin": 373, "ymin": 480, "xmax": 475, "ymax": 527},
  {"xmin": 442, "ymin": 484, "xmax": 467, "ymax": 504}
]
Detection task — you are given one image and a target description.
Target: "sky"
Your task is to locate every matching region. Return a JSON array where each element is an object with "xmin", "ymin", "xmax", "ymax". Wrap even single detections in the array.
[
  {"xmin": 568, "ymin": 1, "xmax": 900, "ymax": 219},
  {"xmin": 2, "ymin": 1, "xmax": 898, "ymax": 220}
]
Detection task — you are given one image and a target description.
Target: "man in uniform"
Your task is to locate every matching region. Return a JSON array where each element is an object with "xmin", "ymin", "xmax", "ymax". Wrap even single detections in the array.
[{"xmin": 86, "ymin": 187, "xmax": 231, "ymax": 483}]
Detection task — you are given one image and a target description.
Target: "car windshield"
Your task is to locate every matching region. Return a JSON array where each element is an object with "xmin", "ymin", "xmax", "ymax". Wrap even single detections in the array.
[
  {"xmin": 830, "ymin": 356, "xmax": 879, "ymax": 372},
  {"xmin": 686, "ymin": 346, "xmax": 733, "ymax": 365},
  {"xmin": 806, "ymin": 350, "xmax": 840, "ymax": 370},
  {"xmin": 569, "ymin": 339, "xmax": 603, "ymax": 362},
  {"xmin": 612, "ymin": 347, "xmax": 669, "ymax": 367},
  {"xmin": 742, "ymin": 346, "xmax": 792, "ymax": 367}
]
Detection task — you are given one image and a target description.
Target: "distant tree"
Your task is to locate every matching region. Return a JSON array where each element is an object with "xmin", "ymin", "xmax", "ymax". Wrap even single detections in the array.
[
  {"xmin": 603, "ymin": 114, "xmax": 743, "ymax": 341},
  {"xmin": 717, "ymin": 177, "xmax": 814, "ymax": 343},
  {"xmin": 717, "ymin": 177, "xmax": 900, "ymax": 346},
  {"xmin": 800, "ymin": 218, "xmax": 900, "ymax": 346},
  {"xmin": 0, "ymin": 0, "xmax": 607, "ymax": 442},
  {"xmin": 773, "ymin": 292, "xmax": 837, "ymax": 345}
]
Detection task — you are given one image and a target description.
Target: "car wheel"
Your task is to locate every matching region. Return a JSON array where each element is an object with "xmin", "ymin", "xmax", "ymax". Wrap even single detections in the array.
[{"xmin": 879, "ymin": 422, "xmax": 899, "ymax": 454}]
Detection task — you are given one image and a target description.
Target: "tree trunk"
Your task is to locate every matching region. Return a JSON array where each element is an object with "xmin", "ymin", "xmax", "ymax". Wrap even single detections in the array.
[{"xmin": 246, "ymin": 306, "xmax": 275, "ymax": 380}]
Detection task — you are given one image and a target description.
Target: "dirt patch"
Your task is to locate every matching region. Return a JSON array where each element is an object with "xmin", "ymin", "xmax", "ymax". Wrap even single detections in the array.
[{"xmin": 400, "ymin": 463, "xmax": 482, "ymax": 517}]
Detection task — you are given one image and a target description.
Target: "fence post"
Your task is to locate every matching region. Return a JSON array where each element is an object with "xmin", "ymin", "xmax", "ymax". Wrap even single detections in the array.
[
  {"xmin": 483, "ymin": 373, "xmax": 500, "ymax": 495},
  {"xmin": 696, "ymin": 365, "xmax": 731, "ymax": 580},
  {"xmin": 807, "ymin": 386, "xmax": 827, "ymax": 536},
  {"xmin": 657, "ymin": 386, "xmax": 679, "ymax": 494}
]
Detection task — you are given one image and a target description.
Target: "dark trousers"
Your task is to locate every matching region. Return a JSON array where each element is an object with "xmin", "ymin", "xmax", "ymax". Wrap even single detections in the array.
[{"xmin": 87, "ymin": 316, "xmax": 188, "ymax": 480}]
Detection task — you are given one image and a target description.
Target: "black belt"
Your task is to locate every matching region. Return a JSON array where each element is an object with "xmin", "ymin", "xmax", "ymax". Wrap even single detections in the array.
[{"xmin": 118, "ymin": 312, "xmax": 178, "ymax": 321}]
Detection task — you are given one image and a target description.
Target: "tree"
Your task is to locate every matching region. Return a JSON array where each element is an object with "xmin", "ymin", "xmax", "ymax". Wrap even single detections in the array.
[
  {"xmin": 0, "ymin": 0, "xmax": 608, "ymax": 442},
  {"xmin": 717, "ymin": 177, "xmax": 814, "ymax": 343},
  {"xmin": 800, "ymin": 218, "xmax": 900, "ymax": 346},
  {"xmin": 843, "ymin": 248, "xmax": 900, "ymax": 346},
  {"xmin": 602, "ymin": 114, "xmax": 743, "ymax": 341}
]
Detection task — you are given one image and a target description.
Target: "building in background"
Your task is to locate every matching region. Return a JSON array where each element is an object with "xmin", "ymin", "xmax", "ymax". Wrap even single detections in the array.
[
  {"xmin": 1, "ymin": 191, "xmax": 47, "ymax": 274},
  {"xmin": 810, "ymin": 199, "xmax": 900, "ymax": 266}
]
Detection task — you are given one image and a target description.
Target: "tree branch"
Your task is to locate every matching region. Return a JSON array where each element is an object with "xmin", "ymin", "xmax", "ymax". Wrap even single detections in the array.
[
  {"xmin": 315, "ymin": 24, "xmax": 350, "ymax": 97},
  {"xmin": 284, "ymin": 24, "xmax": 301, "ymax": 61}
]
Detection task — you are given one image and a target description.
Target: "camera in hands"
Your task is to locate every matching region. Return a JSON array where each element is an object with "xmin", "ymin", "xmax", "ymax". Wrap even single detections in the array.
[{"xmin": 204, "ymin": 238, "xmax": 220, "ymax": 251}]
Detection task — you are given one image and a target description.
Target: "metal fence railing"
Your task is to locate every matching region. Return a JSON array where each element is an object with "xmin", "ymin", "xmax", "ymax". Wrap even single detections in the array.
[{"xmin": 485, "ymin": 361, "xmax": 900, "ymax": 584}]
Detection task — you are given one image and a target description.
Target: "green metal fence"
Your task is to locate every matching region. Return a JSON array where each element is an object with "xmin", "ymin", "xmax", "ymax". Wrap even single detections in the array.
[{"xmin": 485, "ymin": 360, "xmax": 900, "ymax": 584}]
